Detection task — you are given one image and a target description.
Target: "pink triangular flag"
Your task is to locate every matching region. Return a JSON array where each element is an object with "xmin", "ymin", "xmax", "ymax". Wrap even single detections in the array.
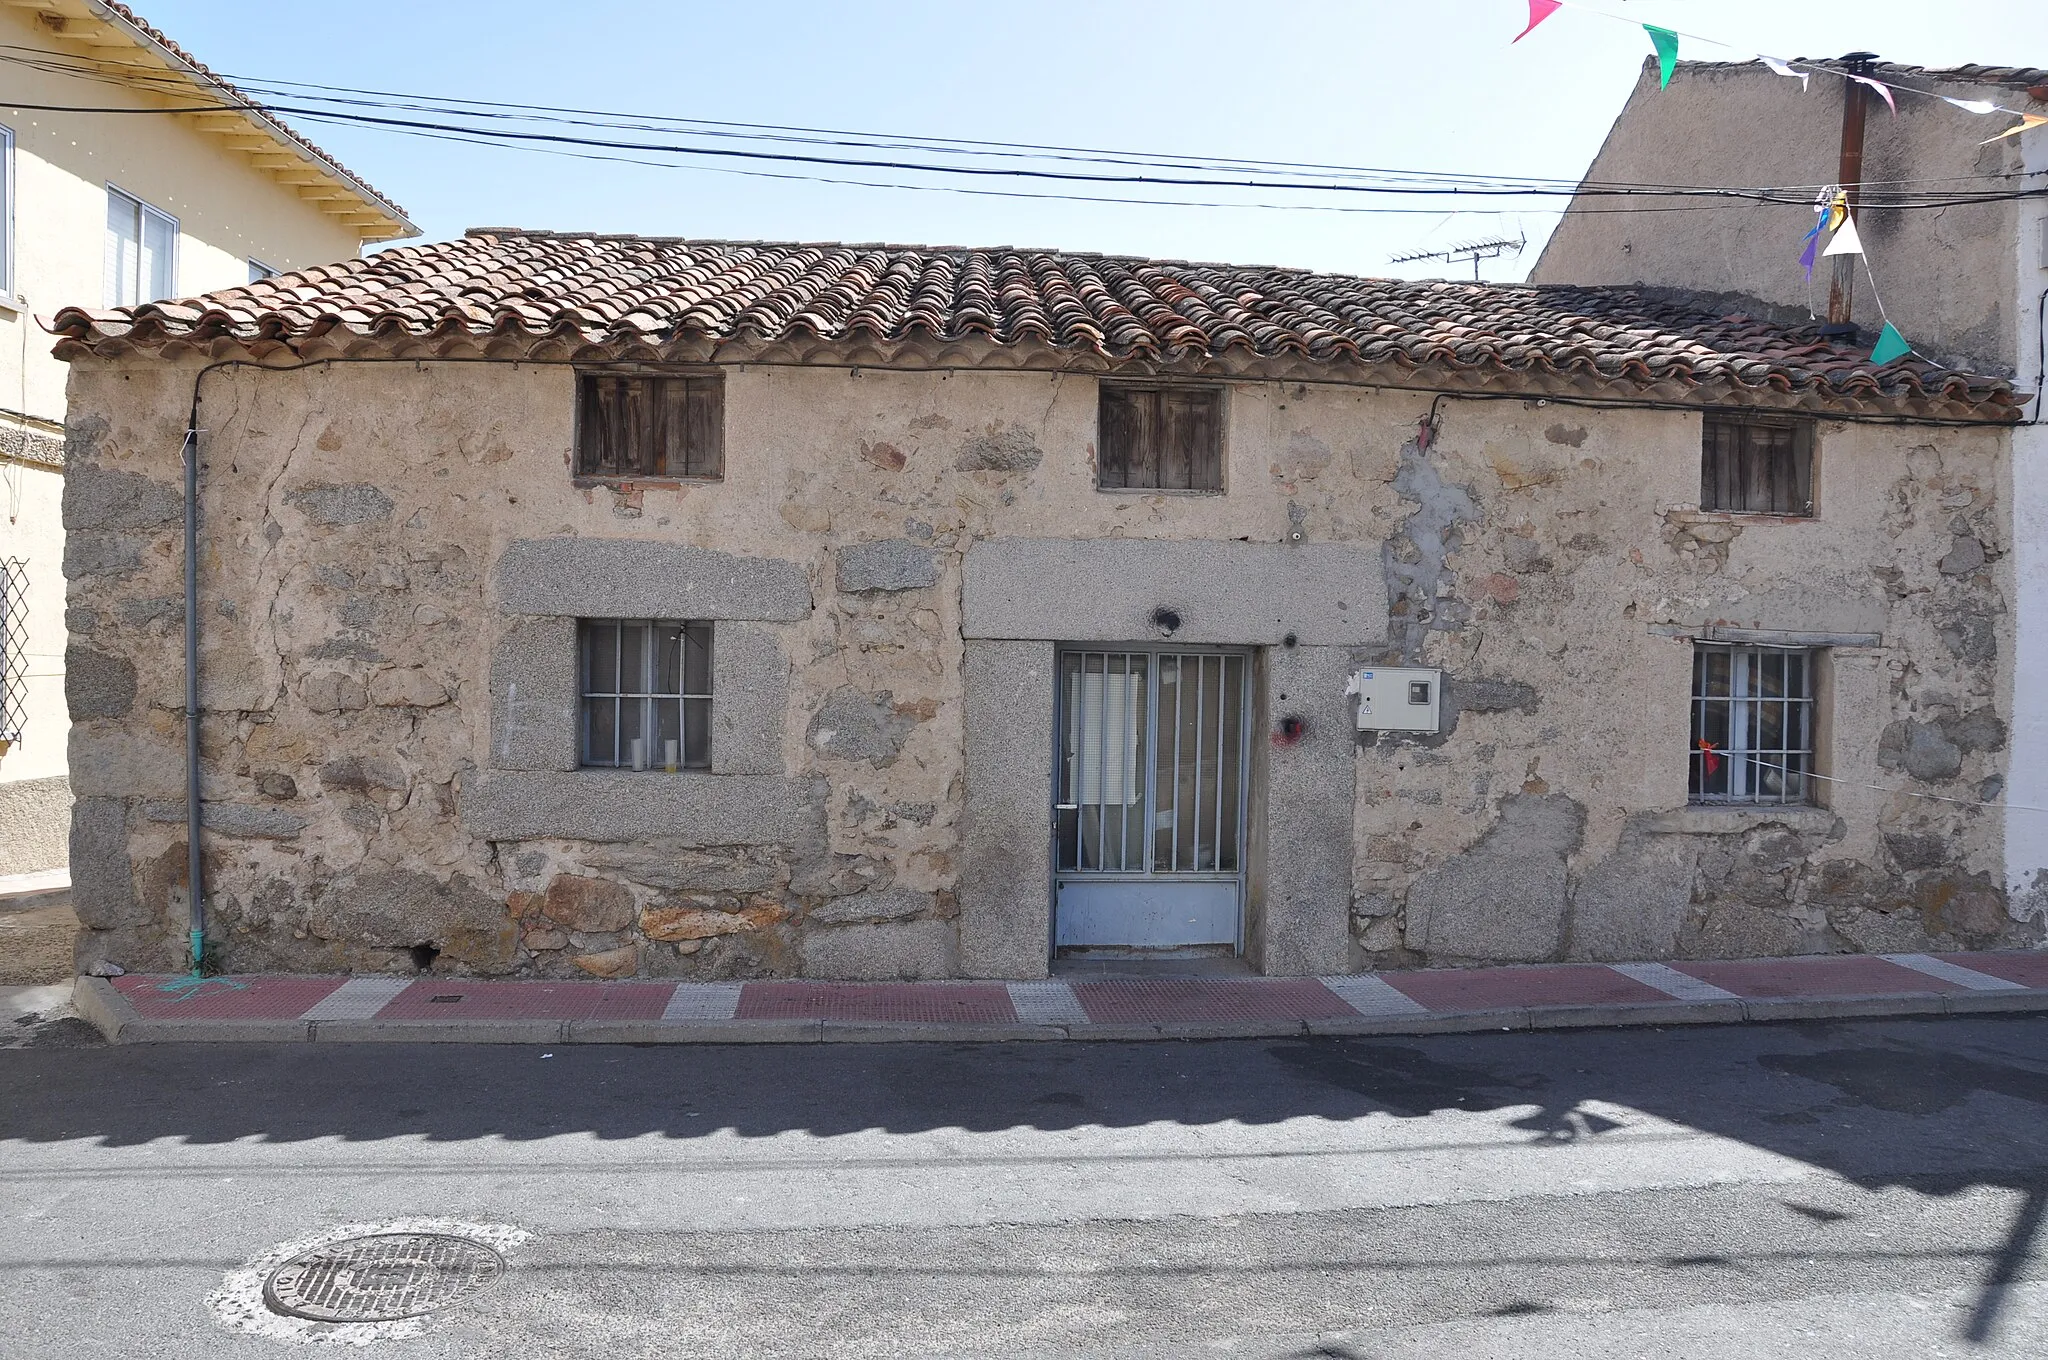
[
  {"xmin": 1513, "ymin": 0, "xmax": 1564, "ymax": 42},
  {"xmin": 1760, "ymin": 56, "xmax": 1810, "ymax": 90},
  {"xmin": 1822, "ymin": 216, "xmax": 1864, "ymax": 257},
  {"xmin": 1850, "ymin": 74, "xmax": 1897, "ymax": 116},
  {"xmin": 1981, "ymin": 114, "xmax": 2048, "ymax": 144}
]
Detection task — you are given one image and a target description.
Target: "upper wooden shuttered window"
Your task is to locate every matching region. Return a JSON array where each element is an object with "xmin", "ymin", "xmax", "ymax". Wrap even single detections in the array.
[
  {"xmin": 1701, "ymin": 413, "xmax": 1813, "ymax": 516},
  {"xmin": 576, "ymin": 373, "xmax": 724, "ymax": 480},
  {"xmin": 1098, "ymin": 384, "xmax": 1224, "ymax": 492}
]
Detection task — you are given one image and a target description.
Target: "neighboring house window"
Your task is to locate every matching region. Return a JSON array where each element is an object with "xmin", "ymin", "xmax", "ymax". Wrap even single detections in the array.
[
  {"xmin": 1701, "ymin": 413, "xmax": 1813, "ymax": 515},
  {"xmin": 105, "ymin": 186, "xmax": 176, "ymax": 307},
  {"xmin": 1690, "ymin": 643, "xmax": 1813, "ymax": 805},
  {"xmin": 248, "ymin": 258, "xmax": 278, "ymax": 283},
  {"xmin": 0, "ymin": 125, "xmax": 14, "ymax": 300},
  {"xmin": 0, "ymin": 559, "xmax": 27, "ymax": 746},
  {"xmin": 1098, "ymin": 383, "xmax": 1224, "ymax": 491},
  {"xmin": 578, "ymin": 620, "xmax": 713, "ymax": 770},
  {"xmin": 575, "ymin": 373, "xmax": 724, "ymax": 479}
]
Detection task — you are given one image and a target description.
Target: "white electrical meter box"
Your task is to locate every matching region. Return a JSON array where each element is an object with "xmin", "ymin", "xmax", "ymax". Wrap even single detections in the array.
[{"xmin": 1348, "ymin": 666, "xmax": 1442, "ymax": 733}]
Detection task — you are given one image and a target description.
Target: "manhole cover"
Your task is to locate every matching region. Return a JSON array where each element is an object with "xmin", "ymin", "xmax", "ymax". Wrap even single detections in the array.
[{"xmin": 263, "ymin": 1232, "xmax": 505, "ymax": 1322}]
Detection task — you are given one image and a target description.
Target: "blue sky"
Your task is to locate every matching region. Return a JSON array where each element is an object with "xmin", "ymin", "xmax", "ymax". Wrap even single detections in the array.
[{"xmin": 127, "ymin": 0, "xmax": 2048, "ymax": 280}]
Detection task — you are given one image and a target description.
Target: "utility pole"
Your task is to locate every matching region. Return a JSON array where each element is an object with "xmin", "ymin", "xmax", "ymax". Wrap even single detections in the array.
[{"xmin": 1822, "ymin": 51, "xmax": 1879, "ymax": 338}]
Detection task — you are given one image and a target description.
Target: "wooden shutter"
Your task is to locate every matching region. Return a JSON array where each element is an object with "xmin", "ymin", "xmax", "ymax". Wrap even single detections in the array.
[
  {"xmin": 683, "ymin": 376, "xmax": 724, "ymax": 478},
  {"xmin": 578, "ymin": 373, "xmax": 725, "ymax": 479},
  {"xmin": 1098, "ymin": 384, "xmax": 1222, "ymax": 491},
  {"xmin": 1099, "ymin": 386, "xmax": 1139, "ymax": 488},
  {"xmin": 1703, "ymin": 414, "xmax": 1812, "ymax": 515}
]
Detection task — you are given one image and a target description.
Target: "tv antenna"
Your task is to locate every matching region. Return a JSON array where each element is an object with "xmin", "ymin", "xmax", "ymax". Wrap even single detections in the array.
[{"xmin": 1390, "ymin": 233, "xmax": 1527, "ymax": 280}]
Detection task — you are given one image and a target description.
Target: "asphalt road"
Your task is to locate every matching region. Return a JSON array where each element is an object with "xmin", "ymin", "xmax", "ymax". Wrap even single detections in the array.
[{"xmin": 4, "ymin": 1012, "xmax": 2047, "ymax": 1357}]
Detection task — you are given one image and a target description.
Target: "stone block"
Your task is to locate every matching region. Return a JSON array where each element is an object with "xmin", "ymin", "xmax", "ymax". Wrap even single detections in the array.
[
  {"xmin": 1567, "ymin": 822, "xmax": 1697, "ymax": 962},
  {"xmin": 962, "ymin": 538, "xmax": 1385, "ymax": 645},
  {"xmin": 836, "ymin": 539, "xmax": 940, "ymax": 592},
  {"xmin": 808, "ymin": 887, "xmax": 932, "ymax": 926},
  {"xmin": 1259, "ymin": 645, "xmax": 1357, "ymax": 975},
  {"xmin": 955, "ymin": 426, "xmax": 1043, "ymax": 471},
  {"xmin": 307, "ymin": 870, "xmax": 516, "ymax": 970},
  {"xmin": 542, "ymin": 874, "xmax": 637, "ymax": 932},
  {"xmin": 62, "ymin": 532, "xmax": 143, "ymax": 580},
  {"xmin": 642, "ymin": 901, "xmax": 785, "ymax": 941},
  {"xmin": 0, "ymin": 776, "xmax": 73, "ymax": 877},
  {"xmin": 285, "ymin": 482, "xmax": 394, "ymax": 526},
  {"xmin": 1878, "ymin": 720, "xmax": 1962, "ymax": 783},
  {"xmin": 69, "ymin": 727, "xmax": 189, "ymax": 799},
  {"xmin": 461, "ymin": 770, "xmax": 826, "ymax": 846},
  {"xmin": 302, "ymin": 671, "xmax": 368, "ymax": 713},
  {"xmin": 801, "ymin": 917, "xmax": 957, "ymax": 980},
  {"xmin": 319, "ymin": 754, "xmax": 409, "ymax": 794},
  {"xmin": 61, "ymin": 463, "xmax": 183, "ymax": 531},
  {"xmin": 578, "ymin": 843, "xmax": 781, "ymax": 894},
  {"xmin": 68, "ymin": 797, "xmax": 138, "ymax": 930},
  {"xmin": 64, "ymin": 648, "xmax": 137, "ymax": 721},
  {"xmin": 371, "ymin": 667, "xmax": 450, "ymax": 708},
  {"xmin": 489, "ymin": 616, "xmax": 578, "ymax": 771},
  {"xmin": 958, "ymin": 639, "xmax": 1053, "ymax": 978},
  {"xmin": 710, "ymin": 622, "xmax": 787, "ymax": 775},
  {"xmin": 806, "ymin": 687, "xmax": 916, "ymax": 766},
  {"xmin": 570, "ymin": 945, "xmax": 640, "ymax": 978},
  {"xmin": 140, "ymin": 801, "xmax": 307, "ymax": 840},
  {"xmin": 1406, "ymin": 794, "xmax": 1585, "ymax": 963},
  {"xmin": 495, "ymin": 538, "xmax": 812, "ymax": 620}
]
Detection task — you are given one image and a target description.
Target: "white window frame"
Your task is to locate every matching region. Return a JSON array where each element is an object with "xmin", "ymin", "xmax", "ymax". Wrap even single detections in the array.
[
  {"xmin": 104, "ymin": 183, "xmax": 178, "ymax": 308},
  {"xmin": 0, "ymin": 125, "xmax": 15, "ymax": 302}
]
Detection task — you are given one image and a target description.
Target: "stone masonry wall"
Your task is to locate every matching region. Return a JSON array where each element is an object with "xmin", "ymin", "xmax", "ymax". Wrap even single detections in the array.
[{"xmin": 58, "ymin": 352, "xmax": 2035, "ymax": 978}]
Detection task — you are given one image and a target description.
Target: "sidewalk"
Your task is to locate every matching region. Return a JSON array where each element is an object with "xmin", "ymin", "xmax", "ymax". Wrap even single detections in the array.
[{"xmin": 71, "ymin": 950, "xmax": 2048, "ymax": 1044}]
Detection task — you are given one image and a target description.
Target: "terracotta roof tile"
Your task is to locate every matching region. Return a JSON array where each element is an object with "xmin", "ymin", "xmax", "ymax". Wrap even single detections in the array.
[{"xmin": 51, "ymin": 230, "xmax": 2022, "ymax": 419}]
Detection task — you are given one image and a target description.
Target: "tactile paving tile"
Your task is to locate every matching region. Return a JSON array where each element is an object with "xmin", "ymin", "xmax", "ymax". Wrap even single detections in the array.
[
  {"xmin": 1006, "ymin": 981, "xmax": 1090, "ymax": 1025},
  {"xmin": 737, "ymin": 982, "xmax": 1016, "ymax": 1023},
  {"xmin": 1884, "ymin": 954, "xmax": 2025, "ymax": 991},
  {"xmin": 300, "ymin": 975, "xmax": 412, "ymax": 1020},
  {"xmin": 1069, "ymin": 978, "xmax": 1357, "ymax": 1024},
  {"xmin": 1671, "ymin": 955, "xmax": 1973, "ymax": 999},
  {"xmin": 1384, "ymin": 965, "xmax": 1673, "ymax": 1012}
]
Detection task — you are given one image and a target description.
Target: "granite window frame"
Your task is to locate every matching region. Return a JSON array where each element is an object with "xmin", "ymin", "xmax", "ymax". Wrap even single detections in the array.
[
  {"xmin": 574, "ymin": 369, "xmax": 725, "ymax": 482},
  {"xmin": 578, "ymin": 619, "xmax": 714, "ymax": 771}
]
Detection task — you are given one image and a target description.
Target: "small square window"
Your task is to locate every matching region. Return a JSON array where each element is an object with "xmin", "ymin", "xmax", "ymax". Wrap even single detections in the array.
[
  {"xmin": 1098, "ymin": 384, "xmax": 1223, "ymax": 491},
  {"xmin": 1690, "ymin": 643, "xmax": 1814, "ymax": 805},
  {"xmin": 576, "ymin": 373, "xmax": 723, "ymax": 480},
  {"xmin": 1701, "ymin": 414, "xmax": 1813, "ymax": 515},
  {"xmin": 579, "ymin": 620, "xmax": 712, "ymax": 770}
]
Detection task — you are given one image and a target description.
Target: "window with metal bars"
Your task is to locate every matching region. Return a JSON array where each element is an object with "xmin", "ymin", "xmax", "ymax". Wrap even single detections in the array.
[
  {"xmin": 1701, "ymin": 413, "xmax": 1814, "ymax": 515},
  {"xmin": 0, "ymin": 559, "xmax": 26, "ymax": 747},
  {"xmin": 578, "ymin": 620, "xmax": 712, "ymax": 770},
  {"xmin": 575, "ymin": 373, "xmax": 724, "ymax": 480},
  {"xmin": 1097, "ymin": 383, "xmax": 1224, "ymax": 491},
  {"xmin": 1689, "ymin": 643, "xmax": 1814, "ymax": 805}
]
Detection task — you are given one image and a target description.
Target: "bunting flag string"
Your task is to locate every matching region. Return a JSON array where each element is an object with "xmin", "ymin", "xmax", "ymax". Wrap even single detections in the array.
[{"xmin": 1508, "ymin": 1, "xmax": 2046, "ymax": 136}]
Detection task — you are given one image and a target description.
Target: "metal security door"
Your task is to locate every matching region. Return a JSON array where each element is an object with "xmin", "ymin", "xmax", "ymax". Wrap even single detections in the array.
[{"xmin": 1053, "ymin": 648, "xmax": 1251, "ymax": 952}]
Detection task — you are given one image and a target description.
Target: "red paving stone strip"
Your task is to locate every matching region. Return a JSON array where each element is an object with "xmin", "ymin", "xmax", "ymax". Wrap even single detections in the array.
[
  {"xmin": 71, "ymin": 954, "xmax": 2048, "ymax": 1044},
  {"xmin": 1382, "ymin": 965, "xmax": 1673, "ymax": 1012},
  {"xmin": 1070, "ymin": 978, "xmax": 1357, "ymax": 1025},
  {"xmin": 737, "ymin": 983, "xmax": 1017, "ymax": 1024},
  {"xmin": 376, "ymin": 980, "xmax": 675, "ymax": 1022},
  {"xmin": 112, "ymin": 974, "xmax": 343, "ymax": 1020},
  {"xmin": 1671, "ymin": 956, "xmax": 1976, "ymax": 999}
]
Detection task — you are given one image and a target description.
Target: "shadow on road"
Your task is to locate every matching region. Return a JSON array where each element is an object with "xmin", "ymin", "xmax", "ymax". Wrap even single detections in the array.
[{"xmin": 4, "ymin": 1013, "xmax": 2046, "ymax": 1342}]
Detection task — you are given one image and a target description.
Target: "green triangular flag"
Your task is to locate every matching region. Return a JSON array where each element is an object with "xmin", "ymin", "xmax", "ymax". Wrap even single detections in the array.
[
  {"xmin": 1645, "ymin": 25, "xmax": 1679, "ymax": 88},
  {"xmin": 1870, "ymin": 322, "xmax": 1910, "ymax": 365}
]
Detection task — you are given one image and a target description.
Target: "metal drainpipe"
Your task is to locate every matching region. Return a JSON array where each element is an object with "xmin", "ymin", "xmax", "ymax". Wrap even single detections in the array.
[{"xmin": 181, "ymin": 424, "xmax": 203, "ymax": 973}]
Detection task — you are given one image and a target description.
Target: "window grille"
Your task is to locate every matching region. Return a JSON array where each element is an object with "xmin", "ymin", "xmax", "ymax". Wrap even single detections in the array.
[
  {"xmin": 0, "ymin": 559, "xmax": 27, "ymax": 745},
  {"xmin": 1701, "ymin": 414, "xmax": 1813, "ymax": 515},
  {"xmin": 578, "ymin": 620, "xmax": 712, "ymax": 770},
  {"xmin": 1690, "ymin": 643, "xmax": 1813, "ymax": 805},
  {"xmin": 575, "ymin": 373, "xmax": 724, "ymax": 480},
  {"xmin": 1098, "ymin": 384, "xmax": 1223, "ymax": 491}
]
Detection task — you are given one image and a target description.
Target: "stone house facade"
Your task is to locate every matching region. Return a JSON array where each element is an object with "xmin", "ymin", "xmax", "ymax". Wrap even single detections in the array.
[
  {"xmin": 1533, "ymin": 56, "xmax": 2048, "ymax": 916},
  {"xmin": 50, "ymin": 231, "xmax": 2037, "ymax": 980}
]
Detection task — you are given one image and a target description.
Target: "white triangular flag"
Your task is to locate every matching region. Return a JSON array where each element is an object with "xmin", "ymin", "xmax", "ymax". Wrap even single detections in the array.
[
  {"xmin": 1760, "ymin": 56, "xmax": 1810, "ymax": 90},
  {"xmin": 1943, "ymin": 96, "xmax": 2000, "ymax": 115},
  {"xmin": 1822, "ymin": 216, "xmax": 1863, "ymax": 257}
]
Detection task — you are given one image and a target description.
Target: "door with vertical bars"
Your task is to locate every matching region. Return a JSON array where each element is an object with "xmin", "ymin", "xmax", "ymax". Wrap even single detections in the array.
[{"xmin": 1053, "ymin": 647, "xmax": 1252, "ymax": 952}]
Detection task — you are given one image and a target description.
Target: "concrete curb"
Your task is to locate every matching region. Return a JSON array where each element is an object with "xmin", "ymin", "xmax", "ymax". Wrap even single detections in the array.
[{"xmin": 71, "ymin": 974, "xmax": 2048, "ymax": 1045}]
